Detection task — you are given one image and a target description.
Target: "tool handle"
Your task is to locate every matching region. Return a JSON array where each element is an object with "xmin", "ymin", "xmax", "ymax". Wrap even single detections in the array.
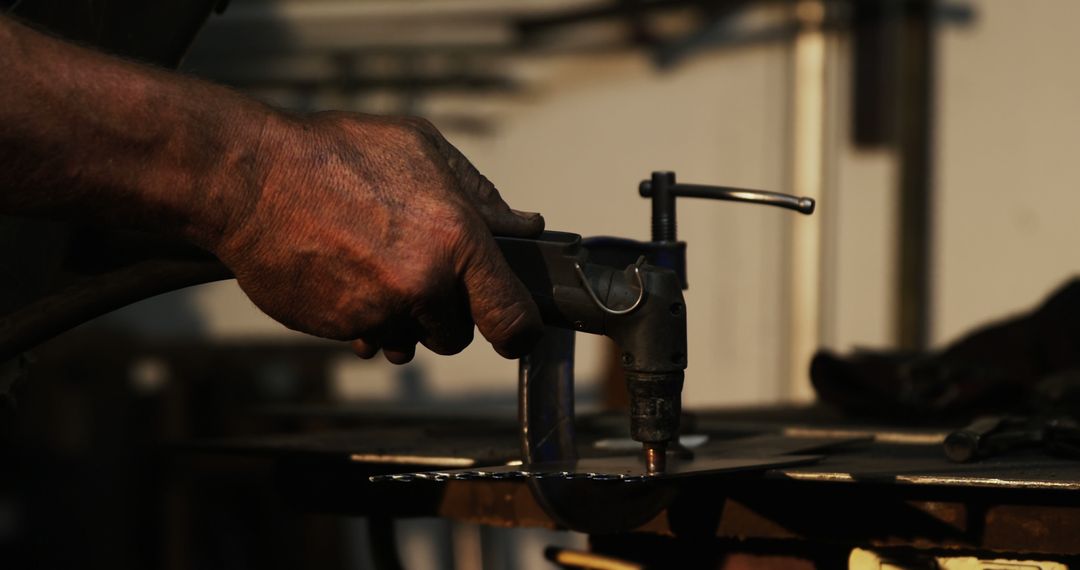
[
  {"xmin": 641, "ymin": 182, "xmax": 816, "ymax": 215},
  {"xmin": 944, "ymin": 416, "xmax": 1044, "ymax": 462},
  {"xmin": 495, "ymin": 231, "xmax": 644, "ymax": 335},
  {"xmin": 638, "ymin": 171, "xmax": 815, "ymax": 242},
  {"xmin": 495, "ymin": 232, "xmax": 687, "ymax": 372}
]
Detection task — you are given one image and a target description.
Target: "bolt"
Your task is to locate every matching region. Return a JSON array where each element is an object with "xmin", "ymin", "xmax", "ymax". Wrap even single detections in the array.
[{"xmin": 621, "ymin": 352, "xmax": 634, "ymax": 366}]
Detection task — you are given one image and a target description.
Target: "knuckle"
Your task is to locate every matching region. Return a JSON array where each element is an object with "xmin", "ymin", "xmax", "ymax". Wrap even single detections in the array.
[
  {"xmin": 309, "ymin": 110, "xmax": 352, "ymax": 132},
  {"xmin": 484, "ymin": 303, "xmax": 530, "ymax": 345},
  {"xmin": 389, "ymin": 122, "xmax": 432, "ymax": 150},
  {"xmin": 404, "ymin": 116, "xmax": 438, "ymax": 134},
  {"xmin": 478, "ymin": 178, "xmax": 503, "ymax": 205}
]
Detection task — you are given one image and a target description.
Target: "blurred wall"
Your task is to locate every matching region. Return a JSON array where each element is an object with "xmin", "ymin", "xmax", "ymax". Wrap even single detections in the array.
[{"xmin": 934, "ymin": 0, "xmax": 1080, "ymax": 343}]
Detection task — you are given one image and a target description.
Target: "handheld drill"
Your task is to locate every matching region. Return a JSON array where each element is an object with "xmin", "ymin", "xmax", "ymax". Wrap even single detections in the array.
[{"xmin": 497, "ymin": 171, "xmax": 815, "ymax": 473}]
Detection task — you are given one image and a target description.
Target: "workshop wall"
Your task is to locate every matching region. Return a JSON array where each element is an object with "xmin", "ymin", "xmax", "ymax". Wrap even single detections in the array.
[
  {"xmin": 794, "ymin": 0, "xmax": 1080, "ymax": 364},
  {"xmin": 934, "ymin": 0, "xmax": 1080, "ymax": 345}
]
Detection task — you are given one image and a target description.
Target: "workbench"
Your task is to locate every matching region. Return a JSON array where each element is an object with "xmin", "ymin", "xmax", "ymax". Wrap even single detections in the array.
[{"xmin": 189, "ymin": 406, "xmax": 1080, "ymax": 567}]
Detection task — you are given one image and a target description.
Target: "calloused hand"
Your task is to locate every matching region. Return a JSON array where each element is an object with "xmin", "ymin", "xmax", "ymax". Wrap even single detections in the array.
[{"xmin": 208, "ymin": 112, "xmax": 545, "ymax": 364}]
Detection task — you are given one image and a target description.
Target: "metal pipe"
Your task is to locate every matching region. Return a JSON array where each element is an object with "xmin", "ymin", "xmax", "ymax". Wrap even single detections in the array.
[
  {"xmin": 787, "ymin": 0, "xmax": 828, "ymax": 402},
  {"xmin": 0, "ymin": 257, "xmax": 230, "ymax": 363},
  {"xmin": 895, "ymin": 0, "xmax": 936, "ymax": 350},
  {"xmin": 518, "ymin": 326, "xmax": 578, "ymax": 464}
]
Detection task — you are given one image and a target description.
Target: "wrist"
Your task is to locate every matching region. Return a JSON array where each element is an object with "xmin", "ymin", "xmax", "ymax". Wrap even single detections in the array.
[{"xmin": 181, "ymin": 103, "xmax": 294, "ymax": 253}]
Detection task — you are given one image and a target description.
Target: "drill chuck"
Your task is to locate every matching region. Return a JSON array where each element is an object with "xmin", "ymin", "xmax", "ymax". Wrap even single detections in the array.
[{"xmin": 626, "ymin": 371, "xmax": 684, "ymax": 445}]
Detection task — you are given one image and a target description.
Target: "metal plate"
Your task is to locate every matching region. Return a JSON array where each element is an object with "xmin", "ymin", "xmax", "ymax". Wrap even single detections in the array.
[{"xmin": 370, "ymin": 454, "xmax": 823, "ymax": 483}]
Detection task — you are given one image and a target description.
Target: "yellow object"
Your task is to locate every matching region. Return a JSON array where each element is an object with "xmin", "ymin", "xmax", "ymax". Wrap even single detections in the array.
[
  {"xmin": 549, "ymin": 548, "xmax": 643, "ymax": 570},
  {"xmin": 850, "ymin": 547, "xmax": 1068, "ymax": 570}
]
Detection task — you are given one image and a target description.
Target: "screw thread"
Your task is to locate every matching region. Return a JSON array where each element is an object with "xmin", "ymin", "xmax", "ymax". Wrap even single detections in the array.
[{"xmin": 652, "ymin": 215, "xmax": 676, "ymax": 242}]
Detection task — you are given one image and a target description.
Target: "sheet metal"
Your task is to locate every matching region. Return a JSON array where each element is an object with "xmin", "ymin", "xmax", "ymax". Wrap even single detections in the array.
[{"xmin": 370, "ymin": 454, "xmax": 823, "ymax": 483}]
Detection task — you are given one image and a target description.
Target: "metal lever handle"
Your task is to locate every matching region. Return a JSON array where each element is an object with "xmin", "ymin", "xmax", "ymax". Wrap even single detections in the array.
[
  {"xmin": 640, "ymin": 182, "xmax": 815, "ymax": 215},
  {"xmin": 638, "ymin": 170, "xmax": 815, "ymax": 243}
]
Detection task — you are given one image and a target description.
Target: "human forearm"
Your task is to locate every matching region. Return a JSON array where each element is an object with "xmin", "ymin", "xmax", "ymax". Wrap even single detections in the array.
[
  {"xmin": 0, "ymin": 12, "xmax": 548, "ymax": 361},
  {"xmin": 0, "ymin": 14, "xmax": 274, "ymax": 246}
]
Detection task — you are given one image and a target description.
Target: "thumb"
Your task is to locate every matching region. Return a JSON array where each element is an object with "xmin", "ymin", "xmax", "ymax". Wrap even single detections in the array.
[
  {"xmin": 418, "ymin": 124, "xmax": 545, "ymax": 238},
  {"xmin": 460, "ymin": 235, "xmax": 543, "ymax": 359},
  {"xmin": 454, "ymin": 166, "xmax": 544, "ymax": 238},
  {"xmin": 490, "ymin": 205, "xmax": 545, "ymax": 238}
]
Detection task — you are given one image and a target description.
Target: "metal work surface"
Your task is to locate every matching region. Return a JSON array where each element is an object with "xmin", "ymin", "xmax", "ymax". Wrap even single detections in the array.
[
  {"xmin": 190, "ymin": 408, "xmax": 1080, "ymax": 493},
  {"xmin": 776, "ymin": 442, "xmax": 1080, "ymax": 490},
  {"xmin": 184, "ymin": 407, "xmax": 1080, "ymax": 555},
  {"xmin": 188, "ymin": 408, "xmax": 867, "ymax": 465},
  {"xmin": 370, "ymin": 454, "xmax": 823, "ymax": 483}
]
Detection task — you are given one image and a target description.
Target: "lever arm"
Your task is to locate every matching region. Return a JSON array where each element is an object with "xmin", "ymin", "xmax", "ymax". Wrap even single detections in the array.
[
  {"xmin": 641, "ymin": 182, "xmax": 816, "ymax": 215},
  {"xmin": 638, "ymin": 170, "xmax": 815, "ymax": 243}
]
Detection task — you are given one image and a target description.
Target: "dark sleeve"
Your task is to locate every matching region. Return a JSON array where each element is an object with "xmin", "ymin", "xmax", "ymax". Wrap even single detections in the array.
[{"xmin": 4, "ymin": 0, "xmax": 223, "ymax": 67}]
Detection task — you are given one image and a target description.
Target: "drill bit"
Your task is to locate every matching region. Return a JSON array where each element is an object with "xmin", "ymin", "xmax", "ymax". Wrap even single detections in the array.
[{"xmin": 643, "ymin": 442, "xmax": 667, "ymax": 474}]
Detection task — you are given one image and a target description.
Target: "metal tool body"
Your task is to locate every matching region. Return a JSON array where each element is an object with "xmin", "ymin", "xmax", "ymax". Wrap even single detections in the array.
[
  {"xmin": 496, "ymin": 231, "xmax": 687, "ymax": 473},
  {"xmin": 498, "ymin": 172, "xmax": 815, "ymax": 476},
  {"xmin": 485, "ymin": 172, "xmax": 815, "ymax": 529}
]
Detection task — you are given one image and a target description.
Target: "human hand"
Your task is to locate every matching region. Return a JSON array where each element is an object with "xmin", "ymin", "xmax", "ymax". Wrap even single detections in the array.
[{"xmin": 204, "ymin": 112, "xmax": 544, "ymax": 363}]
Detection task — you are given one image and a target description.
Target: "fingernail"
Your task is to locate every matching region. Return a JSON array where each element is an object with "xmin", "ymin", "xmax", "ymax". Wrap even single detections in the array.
[
  {"xmin": 511, "ymin": 209, "xmax": 542, "ymax": 222},
  {"xmin": 511, "ymin": 210, "xmax": 545, "ymax": 235}
]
